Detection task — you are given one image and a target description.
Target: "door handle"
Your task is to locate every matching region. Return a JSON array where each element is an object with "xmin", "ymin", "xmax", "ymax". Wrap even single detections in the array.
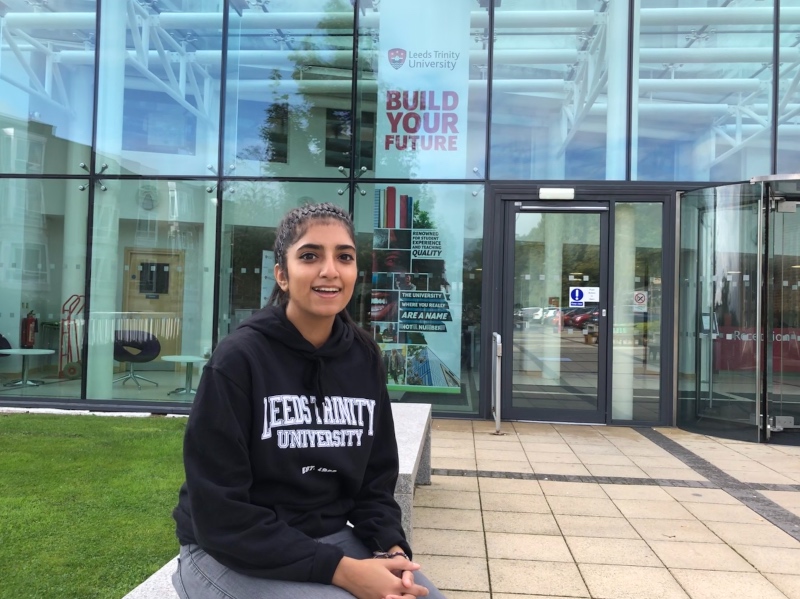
[{"xmin": 602, "ymin": 309, "xmax": 606, "ymax": 317}]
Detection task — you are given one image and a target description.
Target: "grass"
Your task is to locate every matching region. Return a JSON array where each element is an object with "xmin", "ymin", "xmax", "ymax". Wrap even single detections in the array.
[{"xmin": 0, "ymin": 413, "xmax": 187, "ymax": 599}]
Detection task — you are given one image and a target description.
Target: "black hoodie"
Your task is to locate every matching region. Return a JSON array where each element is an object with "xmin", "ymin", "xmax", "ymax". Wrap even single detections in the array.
[{"xmin": 172, "ymin": 305, "xmax": 409, "ymax": 584}]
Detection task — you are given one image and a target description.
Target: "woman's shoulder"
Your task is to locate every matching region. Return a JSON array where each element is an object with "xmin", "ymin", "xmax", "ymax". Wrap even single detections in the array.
[
  {"xmin": 349, "ymin": 334, "xmax": 382, "ymax": 363},
  {"xmin": 207, "ymin": 327, "xmax": 272, "ymax": 370}
]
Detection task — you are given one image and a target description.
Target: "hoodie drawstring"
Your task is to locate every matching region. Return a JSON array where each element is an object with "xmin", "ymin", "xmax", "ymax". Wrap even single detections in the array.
[{"xmin": 303, "ymin": 356, "xmax": 326, "ymax": 404}]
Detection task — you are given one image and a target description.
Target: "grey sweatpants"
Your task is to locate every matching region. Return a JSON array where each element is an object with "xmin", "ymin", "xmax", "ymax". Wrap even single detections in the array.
[{"xmin": 172, "ymin": 528, "xmax": 447, "ymax": 599}]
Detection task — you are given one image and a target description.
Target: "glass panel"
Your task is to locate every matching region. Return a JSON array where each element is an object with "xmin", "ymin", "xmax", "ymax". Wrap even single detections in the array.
[
  {"xmin": 635, "ymin": 2, "xmax": 773, "ymax": 182},
  {"xmin": 0, "ymin": 179, "xmax": 87, "ymax": 398},
  {"xmin": 766, "ymin": 182, "xmax": 800, "ymax": 438},
  {"xmin": 677, "ymin": 183, "xmax": 761, "ymax": 441},
  {"xmin": 777, "ymin": 2, "xmax": 800, "ymax": 174},
  {"xmin": 0, "ymin": 4, "xmax": 96, "ymax": 175},
  {"xmin": 355, "ymin": 182, "xmax": 482, "ymax": 415},
  {"xmin": 356, "ymin": 0, "xmax": 487, "ymax": 179},
  {"xmin": 224, "ymin": 1, "xmax": 354, "ymax": 178},
  {"xmin": 491, "ymin": 2, "xmax": 626, "ymax": 180},
  {"xmin": 86, "ymin": 180, "xmax": 217, "ymax": 402},
  {"xmin": 512, "ymin": 211, "xmax": 601, "ymax": 413},
  {"xmin": 95, "ymin": 3, "xmax": 222, "ymax": 177},
  {"xmin": 612, "ymin": 203, "xmax": 663, "ymax": 422}
]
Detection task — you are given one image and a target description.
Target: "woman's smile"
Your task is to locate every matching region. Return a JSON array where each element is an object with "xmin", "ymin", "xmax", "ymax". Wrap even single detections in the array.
[{"xmin": 312, "ymin": 286, "xmax": 343, "ymax": 298}]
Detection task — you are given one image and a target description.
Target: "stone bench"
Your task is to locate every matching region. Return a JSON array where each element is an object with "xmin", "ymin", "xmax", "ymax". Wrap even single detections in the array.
[
  {"xmin": 388, "ymin": 402, "xmax": 433, "ymax": 545},
  {"xmin": 122, "ymin": 402, "xmax": 432, "ymax": 599}
]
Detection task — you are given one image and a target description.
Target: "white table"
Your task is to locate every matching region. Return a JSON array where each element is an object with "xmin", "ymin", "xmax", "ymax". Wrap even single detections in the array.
[
  {"xmin": 161, "ymin": 355, "xmax": 206, "ymax": 396},
  {"xmin": 0, "ymin": 349, "xmax": 56, "ymax": 387}
]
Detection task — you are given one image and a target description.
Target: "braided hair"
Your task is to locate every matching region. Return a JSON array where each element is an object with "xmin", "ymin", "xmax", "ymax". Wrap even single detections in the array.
[{"xmin": 268, "ymin": 202, "xmax": 380, "ymax": 356}]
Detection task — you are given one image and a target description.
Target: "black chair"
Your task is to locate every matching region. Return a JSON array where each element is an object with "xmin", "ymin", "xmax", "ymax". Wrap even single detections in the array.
[
  {"xmin": 112, "ymin": 330, "xmax": 161, "ymax": 389},
  {"xmin": 0, "ymin": 334, "xmax": 9, "ymax": 380}
]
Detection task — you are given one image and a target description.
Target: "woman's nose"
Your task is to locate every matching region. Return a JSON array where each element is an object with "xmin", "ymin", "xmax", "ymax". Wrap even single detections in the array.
[{"xmin": 319, "ymin": 255, "xmax": 339, "ymax": 277}]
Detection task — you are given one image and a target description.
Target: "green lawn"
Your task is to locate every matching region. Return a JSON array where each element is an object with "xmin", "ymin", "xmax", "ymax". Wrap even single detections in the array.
[{"xmin": 0, "ymin": 413, "xmax": 187, "ymax": 599}]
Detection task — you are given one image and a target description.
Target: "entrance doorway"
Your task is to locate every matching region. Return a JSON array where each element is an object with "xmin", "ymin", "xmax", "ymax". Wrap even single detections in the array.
[
  {"xmin": 501, "ymin": 200, "xmax": 610, "ymax": 423},
  {"xmin": 678, "ymin": 177, "xmax": 800, "ymax": 443},
  {"xmin": 766, "ymin": 179, "xmax": 800, "ymax": 442}
]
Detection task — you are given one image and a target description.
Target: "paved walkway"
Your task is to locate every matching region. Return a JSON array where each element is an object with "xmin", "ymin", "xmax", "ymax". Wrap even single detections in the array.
[{"xmin": 415, "ymin": 420, "xmax": 800, "ymax": 599}]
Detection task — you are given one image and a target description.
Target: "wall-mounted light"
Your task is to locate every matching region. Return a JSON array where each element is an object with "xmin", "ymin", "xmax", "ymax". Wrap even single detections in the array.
[{"xmin": 539, "ymin": 188, "xmax": 575, "ymax": 200}]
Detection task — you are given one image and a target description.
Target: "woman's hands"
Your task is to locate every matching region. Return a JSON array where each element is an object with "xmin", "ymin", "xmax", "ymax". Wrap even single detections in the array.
[{"xmin": 332, "ymin": 555, "xmax": 429, "ymax": 599}]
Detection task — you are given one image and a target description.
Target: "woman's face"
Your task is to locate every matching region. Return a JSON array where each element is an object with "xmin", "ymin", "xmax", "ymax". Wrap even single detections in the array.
[{"xmin": 276, "ymin": 221, "xmax": 357, "ymax": 327}]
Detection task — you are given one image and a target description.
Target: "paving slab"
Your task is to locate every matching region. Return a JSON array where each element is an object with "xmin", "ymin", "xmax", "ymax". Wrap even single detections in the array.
[
  {"xmin": 670, "ymin": 569, "xmax": 790, "ymax": 599},
  {"xmin": 578, "ymin": 564, "xmax": 690, "ymax": 599}
]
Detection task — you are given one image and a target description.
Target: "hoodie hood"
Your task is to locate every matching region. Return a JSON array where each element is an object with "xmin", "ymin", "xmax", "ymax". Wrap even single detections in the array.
[{"xmin": 238, "ymin": 305, "xmax": 356, "ymax": 403}]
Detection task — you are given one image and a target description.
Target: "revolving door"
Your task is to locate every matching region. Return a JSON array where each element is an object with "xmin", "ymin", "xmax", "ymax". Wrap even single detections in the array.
[{"xmin": 678, "ymin": 176, "xmax": 800, "ymax": 443}]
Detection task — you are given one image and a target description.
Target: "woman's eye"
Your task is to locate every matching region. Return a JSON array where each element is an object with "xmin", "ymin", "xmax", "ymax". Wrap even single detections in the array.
[
  {"xmin": 299, "ymin": 253, "xmax": 317, "ymax": 261},
  {"xmin": 339, "ymin": 254, "xmax": 355, "ymax": 262}
]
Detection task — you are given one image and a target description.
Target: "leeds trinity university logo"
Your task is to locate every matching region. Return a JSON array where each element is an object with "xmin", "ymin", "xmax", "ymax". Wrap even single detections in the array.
[{"xmin": 388, "ymin": 48, "xmax": 407, "ymax": 70}]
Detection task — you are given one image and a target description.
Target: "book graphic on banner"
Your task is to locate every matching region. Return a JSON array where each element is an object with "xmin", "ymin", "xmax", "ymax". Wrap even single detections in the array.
[
  {"xmin": 374, "ymin": 187, "xmax": 413, "ymax": 231},
  {"xmin": 373, "ymin": 189, "xmax": 381, "ymax": 229},
  {"xmin": 399, "ymin": 195, "xmax": 407, "ymax": 229},
  {"xmin": 386, "ymin": 186, "xmax": 396, "ymax": 228}
]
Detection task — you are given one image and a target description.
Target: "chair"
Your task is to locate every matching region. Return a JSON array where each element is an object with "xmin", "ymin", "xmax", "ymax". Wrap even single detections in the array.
[
  {"xmin": 0, "ymin": 334, "xmax": 10, "ymax": 383},
  {"xmin": 113, "ymin": 330, "xmax": 161, "ymax": 389}
]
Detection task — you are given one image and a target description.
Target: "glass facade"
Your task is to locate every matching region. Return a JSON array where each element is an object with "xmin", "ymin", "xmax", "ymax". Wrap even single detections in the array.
[
  {"xmin": 0, "ymin": 179, "xmax": 87, "ymax": 398},
  {"xmin": 0, "ymin": 1, "xmax": 798, "ymax": 431},
  {"xmin": 224, "ymin": 2, "xmax": 354, "ymax": 178},
  {"xmin": 95, "ymin": 4, "xmax": 224, "ymax": 178},
  {"xmin": 777, "ymin": 1, "xmax": 800, "ymax": 174},
  {"xmin": 86, "ymin": 180, "xmax": 216, "ymax": 402},
  {"xmin": 635, "ymin": 1, "xmax": 774, "ymax": 181},
  {"xmin": 490, "ymin": 2, "xmax": 626, "ymax": 180},
  {"xmin": 611, "ymin": 202, "xmax": 663, "ymax": 421}
]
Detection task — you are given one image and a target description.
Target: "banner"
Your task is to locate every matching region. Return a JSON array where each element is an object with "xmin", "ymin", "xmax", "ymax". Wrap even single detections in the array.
[
  {"xmin": 376, "ymin": 0, "xmax": 471, "ymax": 178},
  {"xmin": 371, "ymin": 186, "xmax": 464, "ymax": 393}
]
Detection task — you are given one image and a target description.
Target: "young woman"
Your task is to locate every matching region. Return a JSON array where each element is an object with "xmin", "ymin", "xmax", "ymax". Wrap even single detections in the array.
[{"xmin": 171, "ymin": 203, "xmax": 446, "ymax": 599}]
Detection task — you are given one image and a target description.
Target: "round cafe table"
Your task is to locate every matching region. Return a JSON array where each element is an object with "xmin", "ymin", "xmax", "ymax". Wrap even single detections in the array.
[
  {"xmin": 0, "ymin": 349, "xmax": 56, "ymax": 387},
  {"xmin": 161, "ymin": 355, "xmax": 206, "ymax": 396}
]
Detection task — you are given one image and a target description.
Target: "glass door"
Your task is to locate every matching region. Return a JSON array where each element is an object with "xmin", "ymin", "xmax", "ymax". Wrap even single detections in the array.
[
  {"xmin": 679, "ymin": 178, "xmax": 800, "ymax": 443},
  {"xmin": 677, "ymin": 182, "xmax": 763, "ymax": 442},
  {"xmin": 502, "ymin": 201, "xmax": 609, "ymax": 423},
  {"xmin": 765, "ymin": 180, "xmax": 800, "ymax": 442}
]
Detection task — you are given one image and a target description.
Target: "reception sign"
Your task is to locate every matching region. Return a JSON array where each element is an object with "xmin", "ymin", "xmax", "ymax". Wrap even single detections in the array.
[{"xmin": 376, "ymin": 0, "xmax": 471, "ymax": 178}]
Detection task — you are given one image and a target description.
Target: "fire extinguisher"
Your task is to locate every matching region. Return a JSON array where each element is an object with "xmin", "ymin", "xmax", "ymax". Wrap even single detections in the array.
[{"xmin": 21, "ymin": 310, "xmax": 38, "ymax": 349}]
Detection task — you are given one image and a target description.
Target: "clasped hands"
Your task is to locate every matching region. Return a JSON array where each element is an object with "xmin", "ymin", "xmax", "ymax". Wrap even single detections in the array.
[{"xmin": 332, "ymin": 552, "xmax": 429, "ymax": 599}]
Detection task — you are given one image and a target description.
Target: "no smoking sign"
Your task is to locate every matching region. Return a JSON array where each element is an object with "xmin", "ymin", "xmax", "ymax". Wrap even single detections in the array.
[{"xmin": 633, "ymin": 291, "xmax": 648, "ymax": 312}]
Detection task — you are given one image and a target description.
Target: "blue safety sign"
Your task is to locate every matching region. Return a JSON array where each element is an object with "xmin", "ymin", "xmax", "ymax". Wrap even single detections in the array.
[{"xmin": 569, "ymin": 288, "xmax": 584, "ymax": 307}]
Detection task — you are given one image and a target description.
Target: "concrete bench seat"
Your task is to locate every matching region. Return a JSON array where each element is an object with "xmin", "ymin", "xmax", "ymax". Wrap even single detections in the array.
[{"xmin": 122, "ymin": 402, "xmax": 432, "ymax": 599}]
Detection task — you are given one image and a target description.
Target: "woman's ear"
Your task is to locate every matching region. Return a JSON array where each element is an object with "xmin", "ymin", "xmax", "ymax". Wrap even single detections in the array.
[{"xmin": 274, "ymin": 264, "xmax": 288, "ymax": 290}]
